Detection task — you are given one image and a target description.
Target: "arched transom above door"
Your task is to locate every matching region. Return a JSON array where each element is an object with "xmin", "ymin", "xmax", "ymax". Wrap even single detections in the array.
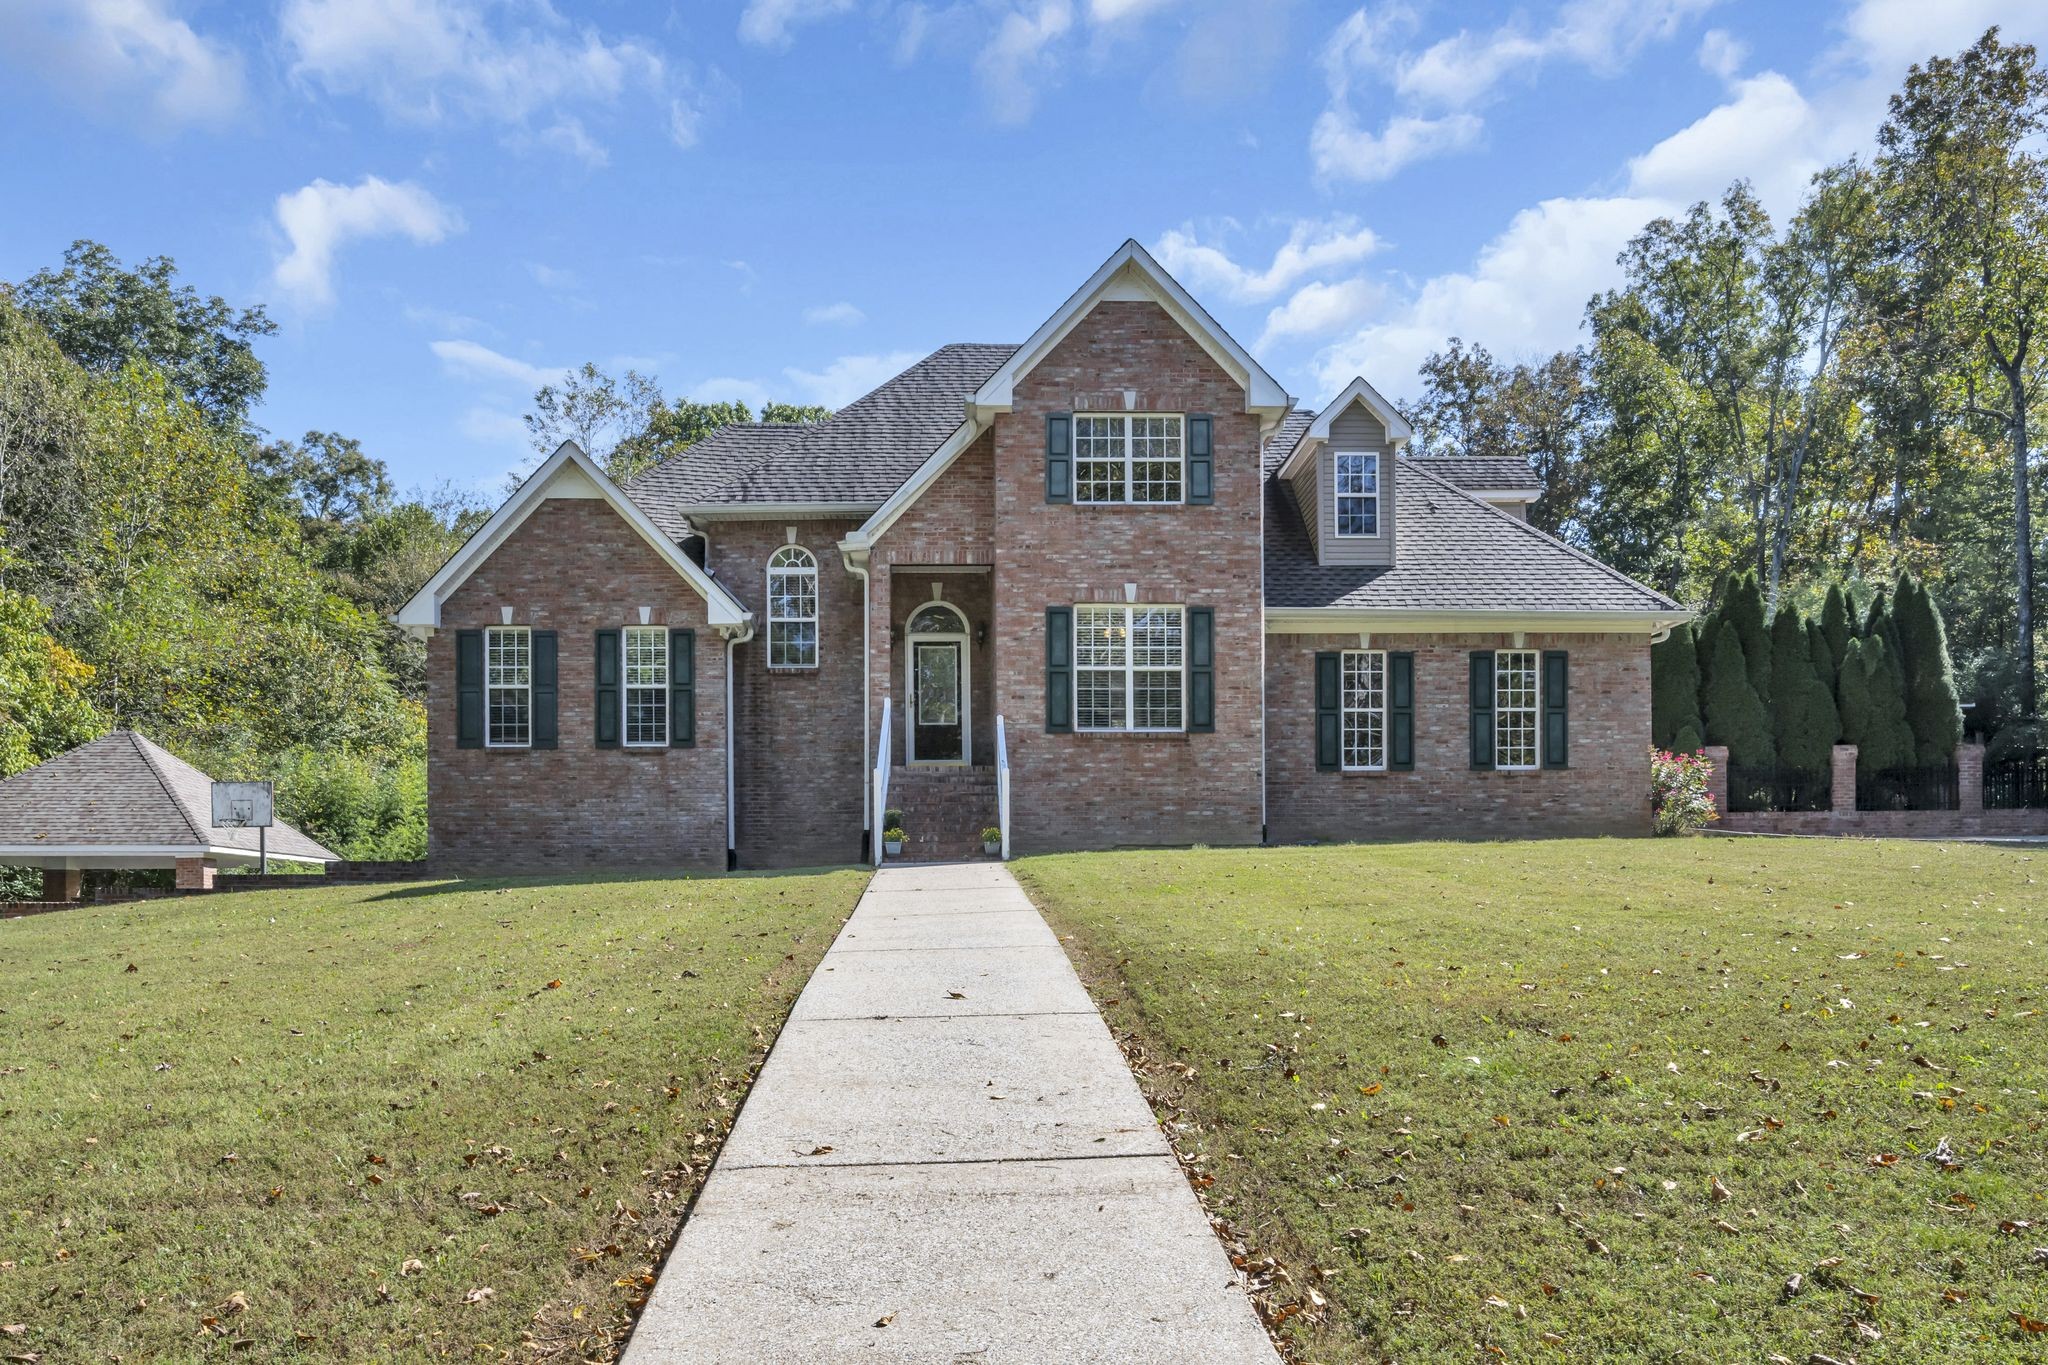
[{"xmin": 907, "ymin": 602, "xmax": 967, "ymax": 635}]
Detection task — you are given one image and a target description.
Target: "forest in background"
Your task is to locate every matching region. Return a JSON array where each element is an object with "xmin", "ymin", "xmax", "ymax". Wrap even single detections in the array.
[{"xmin": 0, "ymin": 29, "xmax": 2041, "ymax": 886}]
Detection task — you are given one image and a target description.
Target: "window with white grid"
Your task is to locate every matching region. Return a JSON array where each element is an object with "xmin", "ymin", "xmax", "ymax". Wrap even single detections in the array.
[
  {"xmin": 767, "ymin": 545, "xmax": 819, "ymax": 669},
  {"xmin": 1074, "ymin": 604, "xmax": 1185, "ymax": 732},
  {"xmin": 623, "ymin": 626, "xmax": 668, "ymax": 747},
  {"xmin": 485, "ymin": 626, "xmax": 530, "ymax": 748},
  {"xmin": 1341, "ymin": 650, "xmax": 1387, "ymax": 771},
  {"xmin": 1494, "ymin": 649, "xmax": 1539, "ymax": 770},
  {"xmin": 1072, "ymin": 414, "xmax": 1183, "ymax": 504},
  {"xmin": 1335, "ymin": 451, "xmax": 1379, "ymax": 536}
]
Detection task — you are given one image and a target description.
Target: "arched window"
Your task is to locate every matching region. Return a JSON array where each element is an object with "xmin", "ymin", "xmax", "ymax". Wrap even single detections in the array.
[
  {"xmin": 906, "ymin": 602, "xmax": 967, "ymax": 636},
  {"xmin": 766, "ymin": 546, "xmax": 819, "ymax": 669}
]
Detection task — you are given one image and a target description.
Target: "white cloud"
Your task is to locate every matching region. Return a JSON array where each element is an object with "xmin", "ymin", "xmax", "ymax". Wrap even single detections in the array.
[
  {"xmin": 1313, "ymin": 0, "xmax": 1715, "ymax": 183},
  {"xmin": 783, "ymin": 351, "xmax": 925, "ymax": 407},
  {"xmin": 739, "ymin": 0, "xmax": 854, "ymax": 48},
  {"xmin": 525, "ymin": 261, "xmax": 580, "ymax": 291},
  {"xmin": 0, "ymin": 0, "xmax": 245, "ymax": 128},
  {"xmin": 1697, "ymin": 28, "xmax": 1746, "ymax": 79},
  {"xmin": 460, "ymin": 406, "xmax": 530, "ymax": 443},
  {"xmin": 693, "ymin": 376, "xmax": 774, "ymax": 409},
  {"xmin": 975, "ymin": 0, "xmax": 1074, "ymax": 125},
  {"xmin": 1625, "ymin": 71, "xmax": 1815, "ymax": 211},
  {"xmin": 1259, "ymin": 278, "xmax": 1381, "ymax": 350},
  {"xmin": 1153, "ymin": 217, "xmax": 1383, "ymax": 303},
  {"xmin": 430, "ymin": 339, "xmax": 566, "ymax": 389},
  {"xmin": 279, "ymin": 0, "xmax": 714, "ymax": 158},
  {"xmin": 1309, "ymin": 109, "xmax": 1483, "ymax": 183},
  {"xmin": 272, "ymin": 176, "xmax": 462, "ymax": 310},
  {"xmin": 803, "ymin": 301, "xmax": 867, "ymax": 327},
  {"xmin": 1088, "ymin": 0, "xmax": 1178, "ymax": 22}
]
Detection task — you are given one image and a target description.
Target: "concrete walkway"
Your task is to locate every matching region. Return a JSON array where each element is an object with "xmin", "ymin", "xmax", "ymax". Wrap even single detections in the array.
[{"xmin": 624, "ymin": 862, "xmax": 1278, "ymax": 1364}]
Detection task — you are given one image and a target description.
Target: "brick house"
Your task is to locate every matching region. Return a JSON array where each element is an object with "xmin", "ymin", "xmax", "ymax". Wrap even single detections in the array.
[{"xmin": 397, "ymin": 241, "xmax": 1685, "ymax": 871}]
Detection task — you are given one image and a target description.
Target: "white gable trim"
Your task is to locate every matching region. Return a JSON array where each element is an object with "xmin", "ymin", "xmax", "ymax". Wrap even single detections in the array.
[
  {"xmin": 1276, "ymin": 376, "xmax": 1414, "ymax": 483},
  {"xmin": 841, "ymin": 417, "xmax": 987, "ymax": 554},
  {"xmin": 395, "ymin": 441, "xmax": 751, "ymax": 631},
  {"xmin": 968, "ymin": 239, "xmax": 1291, "ymax": 423}
]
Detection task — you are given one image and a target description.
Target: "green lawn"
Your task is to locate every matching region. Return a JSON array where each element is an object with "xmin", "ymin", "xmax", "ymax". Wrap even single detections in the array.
[
  {"xmin": 0, "ymin": 869, "xmax": 865, "ymax": 1362},
  {"xmin": 1016, "ymin": 839, "xmax": 2048, "ymax": 1364}
]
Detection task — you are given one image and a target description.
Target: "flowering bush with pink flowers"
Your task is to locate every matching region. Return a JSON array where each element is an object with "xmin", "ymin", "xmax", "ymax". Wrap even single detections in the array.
[{"xmin": 1651, "ymin": 747, "xmax": 1718, "ymax": 835}]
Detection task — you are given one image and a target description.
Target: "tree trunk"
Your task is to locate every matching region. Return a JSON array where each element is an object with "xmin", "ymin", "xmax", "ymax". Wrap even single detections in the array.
[{"xmin": 2015, "ymin": 375, "xmax": 2038, "ymax": 718}]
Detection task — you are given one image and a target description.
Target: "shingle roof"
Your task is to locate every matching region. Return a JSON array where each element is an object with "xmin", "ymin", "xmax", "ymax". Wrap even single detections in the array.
[
  {"xmin": 1420, "ymin": 455, "xmax": 1544, "ymax": 493},
  {"xmin": 626, "ymin": 344, "xmax": 1018, "ymax": 524},
  {"xmin": 1262, "ymin": 441, "xmax": 1678, "ymax": 615},
  {"xmin": 0, "ymin": 732, "xmax": 338, "ymax": 861}
]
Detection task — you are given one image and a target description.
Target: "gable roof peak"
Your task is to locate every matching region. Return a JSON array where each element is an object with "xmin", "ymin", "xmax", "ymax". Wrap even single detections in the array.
[{"xmin": 969, "ymin": 239, "xmax": 1291, "ymax": 423}]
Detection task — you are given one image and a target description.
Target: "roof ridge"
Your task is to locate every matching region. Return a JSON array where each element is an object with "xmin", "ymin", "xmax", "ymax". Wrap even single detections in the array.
[
  {"xmin": 125, "ymin": 731, "xmax": 211, "ymax": 844},
  {"xmin": 1399, "ymin": 457, "xmax": 1679, "ymax": 610}
]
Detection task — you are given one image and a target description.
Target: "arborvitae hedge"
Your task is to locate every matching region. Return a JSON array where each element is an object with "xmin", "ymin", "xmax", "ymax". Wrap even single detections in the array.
[
  {"xmin": 1724, "ymin": 571, "xmax": 1773, "ymax": 707},
  {"xmin": 1703, "ymin": 627, "xmax": 1775, "ymax": 767},
  {"xmin": 1821, "ymin": 583, "xmax": 1853, "ymax": 673},
  {"xmin": 1772, "ymin": 606, "xmax": 1839, "ymax": 773},
  {"xmin": 1652, "ymin": 621, "xmax": 1704, "ymax": 751},
  {"xmin": 1893, "ymin": 572, "xmax": 1964, "ymax": 762},
  {"xmin": 1839, "ymin": 635, "xmax": 1916, "ymax": 771},
  {"xmin": 1806, "ymin": 618, "xmax": 1836, "ymax": 693}
]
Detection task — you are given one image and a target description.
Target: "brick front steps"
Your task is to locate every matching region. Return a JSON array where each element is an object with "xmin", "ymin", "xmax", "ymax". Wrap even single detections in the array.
[{"xmin": 887, "ymin": 765, "xmax": 1000, "ymax": 862}]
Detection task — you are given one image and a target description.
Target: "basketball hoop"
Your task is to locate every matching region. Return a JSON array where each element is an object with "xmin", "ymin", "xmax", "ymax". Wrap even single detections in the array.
[{"xmin": 211, "ymin": 781, "xmax": 276, "ymax": 873}]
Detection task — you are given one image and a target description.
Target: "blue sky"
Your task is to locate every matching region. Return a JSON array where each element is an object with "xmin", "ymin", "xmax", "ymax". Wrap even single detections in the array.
[{"xmin": 3, "ymin": 0, "xmax": 2044, "ymax": 494}]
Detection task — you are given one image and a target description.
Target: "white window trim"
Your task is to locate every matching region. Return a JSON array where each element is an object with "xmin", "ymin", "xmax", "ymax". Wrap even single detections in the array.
[
  {"xmin": 1494, "ymin": 648, "xmax": 1540, "ymax": 772},
  {"xmin": 484, "ymin": 625, "xmax": 531, "ymax": 750},
  {"xmin": 1333, "ymin": 450, "xmax": 1381, "ymax": 539},
  {"xmin": 1073, "ymin": 603, "xmax": 1188, "ymax": 734},
  {"xmin": 766, "ymin": 545, "xmax": 820, "ymax": 671},
  {"xmin": 1340, "ymin": 649, "xmax": 1388, "ymax": 772},
  {"xmin": 1073, "ymin": 413, "xmax": 1186, "ymax": 507},
  {"xmin": 622, "ymin": 625, "xmax": 669, "ymax": 749}
]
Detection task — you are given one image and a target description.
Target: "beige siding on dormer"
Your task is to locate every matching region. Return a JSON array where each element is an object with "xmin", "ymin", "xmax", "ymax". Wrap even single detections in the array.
[
  {"xmin": 1489, "ymin": 498, "xmax": 1530, "ymax": 522},
  {"xmin": 1287, "ymin": 454, "xmax": 1320, "ymax": 558},
  {"xmin": 1318, "ymin": 404, "xmax": 1396, "ymax": 566}
]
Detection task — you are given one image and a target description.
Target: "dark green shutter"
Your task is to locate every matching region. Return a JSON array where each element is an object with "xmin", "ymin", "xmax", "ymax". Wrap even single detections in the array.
[
  {"xmin": 1542, "ymin": 650, "xmax": 1569, "ymax": 768},
  {"xmin": 1187, "ymin": 606, "xmax": 1214, "ymax": 732},
  {"xmin": 1314, "ymin": 651, "xmax": 1341, "ymax": 770},
  {"xmin": 1389, "ymin": 651, "xmax": 1414, "ymax": 771},
  {"xmin": 1045, "ymin": 607, "xmax": 1072, "ymax": 732},
  {"xmin": 671, "ymin": 628, "xmax": 696, "ymax": 748},
  {"xmin": 594, "ymin": 630, "xmax": 620, "ymax": 748},
  {"xmin": 456, "ymin": 630, "xmax": 484, "ymax": 749},
  {"xmin": 531, "ymin": 631, "xmax": 558, "ymax": 749},
  {"xmin": 1469, "ymin": 651, "xmax": 1496, "ymax": 769},
  {"xmin": 1045, "ymin": 414, "xmax": 1072, "ymax": 504},
  {"xmin": 1187, "ymin": 414, "xmax": 1214, "ymax": 505}
]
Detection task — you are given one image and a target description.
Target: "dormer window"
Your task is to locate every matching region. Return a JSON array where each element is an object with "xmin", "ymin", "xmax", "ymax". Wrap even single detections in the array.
[
  {"xmin": 1074, "ymin": 414, "xmax": 1183, "ymax": 504},
  {"xmin": 1334, "ymin": 451, "xmax": 1379, "ymax": 536}
]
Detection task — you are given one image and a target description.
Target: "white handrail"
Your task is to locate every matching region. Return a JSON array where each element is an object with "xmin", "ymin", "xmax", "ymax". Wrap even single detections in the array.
[
  {"xmin": 995, "ymin": 713, "xmax": 1011, "ymax": 861},
  {"xmin": 873, "ymin": 697, "xmax": 893, "ymax": 868}
]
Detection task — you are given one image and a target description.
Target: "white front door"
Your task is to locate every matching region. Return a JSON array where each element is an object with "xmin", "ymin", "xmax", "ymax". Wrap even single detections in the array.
[{"xmin": 906, "ymin": 602, "xmax": 970, "ymax": 765}]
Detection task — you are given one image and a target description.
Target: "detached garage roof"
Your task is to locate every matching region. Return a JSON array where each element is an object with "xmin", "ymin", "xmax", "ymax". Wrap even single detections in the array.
[{"xmin": 0, "ymin": 731, "xmax": 338, "ymax": 866}]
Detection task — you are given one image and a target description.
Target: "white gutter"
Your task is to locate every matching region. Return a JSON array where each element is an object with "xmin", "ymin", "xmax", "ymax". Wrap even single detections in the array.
[
  {"xmin": 842, "ymin": 546, "xmax": 873, "ymax": 852},
  {"xmin": 1263, "ymin": 607, "xmax": 1690, "ymax": 634}
]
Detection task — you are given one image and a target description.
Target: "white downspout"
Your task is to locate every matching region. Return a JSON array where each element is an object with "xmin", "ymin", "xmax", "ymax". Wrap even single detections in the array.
[
  {"xmin": 724, "ymin": 621, "xmax": 754, "ymax": 867},
  {"xmin": 842, "ymin": 545, "xmax": 873, "ymax": 852}
]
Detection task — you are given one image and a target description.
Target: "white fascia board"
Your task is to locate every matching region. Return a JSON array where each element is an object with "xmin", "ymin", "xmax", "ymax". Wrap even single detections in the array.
[
  {"xmin": 394, "ymin": 441, "xmax": 752, "ymax": 630},
  {"xmin": 969, "ymin": 239, "xmax": 1291, "ymax": 421},
  {"xmin": 845, "ymin": 418, "xmax": 985, "ymax": 552},
  {"xmin": 0, "ymin": 844, "xmax": 338, "ymax": 865},
  {"xmin": 1466, "ymin": 489, "xmax": 1539, "ymax": 503},
  {"xmin": 1263, "ymin": 607, "xmax": 1692, "ymax": 635},
  {"xmin": 1276, "ymin": 376, "xmax": 1415, "ymax": 483}
]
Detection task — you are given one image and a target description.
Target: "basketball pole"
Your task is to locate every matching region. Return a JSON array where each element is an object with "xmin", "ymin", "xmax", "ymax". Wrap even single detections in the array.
[{"xmin": 259, "ymin": 825, "xmax": 268, "ymax": 876}]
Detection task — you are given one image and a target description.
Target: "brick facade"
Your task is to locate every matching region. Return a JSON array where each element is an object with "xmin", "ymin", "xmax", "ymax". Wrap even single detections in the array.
[
  {"xmin": 1266, "ymin": 632, "xmax": 1654, "ymax": 842},
  {"xmin": 430, "ymin": 497, "xmax": 728, "ymax": 873},
  {"xmin": 992, "ymin": 301, "xmax": 1266, "ymax": 851},
  {"xmin": 702, "ymin": 517, "xmax": 866, "ymax": 868}
]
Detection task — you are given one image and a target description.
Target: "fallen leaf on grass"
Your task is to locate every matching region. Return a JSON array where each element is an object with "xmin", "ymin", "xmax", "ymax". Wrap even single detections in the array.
[
  {"xmin": 1711, "ymin": 1177, "xmax": 1732, "ymax": 1203},
  {"xmin": 2014, "ymin": 1312, "xmax": 2048, "ymax": 1334},
  {"xmin": 544, "ymin": 980, "xmax": 563, "ymax": 990},
  {"xmin": 0, "ymin": 1327, "xmax": 21, "ymax": 1336},
  {"xmin": 216, "ymin": 1292, "xmax": 249, "ymax": 1315},
  {"xmin": 464, "ymin": 1288, "xmax": 495, "ymax": 1305},
  {"xmin": 400, "ymin": 1259, "xmax": 425, "ymax": 1277}
]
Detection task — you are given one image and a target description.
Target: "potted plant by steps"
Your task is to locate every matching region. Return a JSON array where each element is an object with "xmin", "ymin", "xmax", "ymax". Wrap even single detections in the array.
[
  {"xmin": 883, "ymin": 826, "xmax": 906, "ymax": 857},
  {"xmin": 981, "ymin": 826, "xmax": 1002, "ymax": 858}
]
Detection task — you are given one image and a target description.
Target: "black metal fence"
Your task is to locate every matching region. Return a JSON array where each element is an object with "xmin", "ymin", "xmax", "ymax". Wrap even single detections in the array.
[
  {"xmin": 1985, "ymin": 751, "xmax": 2048, "ymax": 809},
  {"xmin": 1856, "ymin": 762, "xmax": 1959, "ymax": 812},
  {"xmin": 1725, "ymin": 762, "xmax": 1832, "ymax": 813}
]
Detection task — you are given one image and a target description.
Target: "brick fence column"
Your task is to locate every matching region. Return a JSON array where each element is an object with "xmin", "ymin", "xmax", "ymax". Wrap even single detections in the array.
[
  {"xmin": 174, "ymin": 857, "xmax": 217, "ymax": 891},
  {"xmin": 1831, "ymin": 744, "xmax": 1859, "ymax": 815},
  {"xmin": 1702, "ymin": 744, "xmax": 1730, "ymax": 817},
  {"xmin": 1958, "ymin": 742, "xmax": 1985, "ymax": 812},
  {"xmin": 40, "ymin": 868, "xmax": 83, "ymax": 902}
]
